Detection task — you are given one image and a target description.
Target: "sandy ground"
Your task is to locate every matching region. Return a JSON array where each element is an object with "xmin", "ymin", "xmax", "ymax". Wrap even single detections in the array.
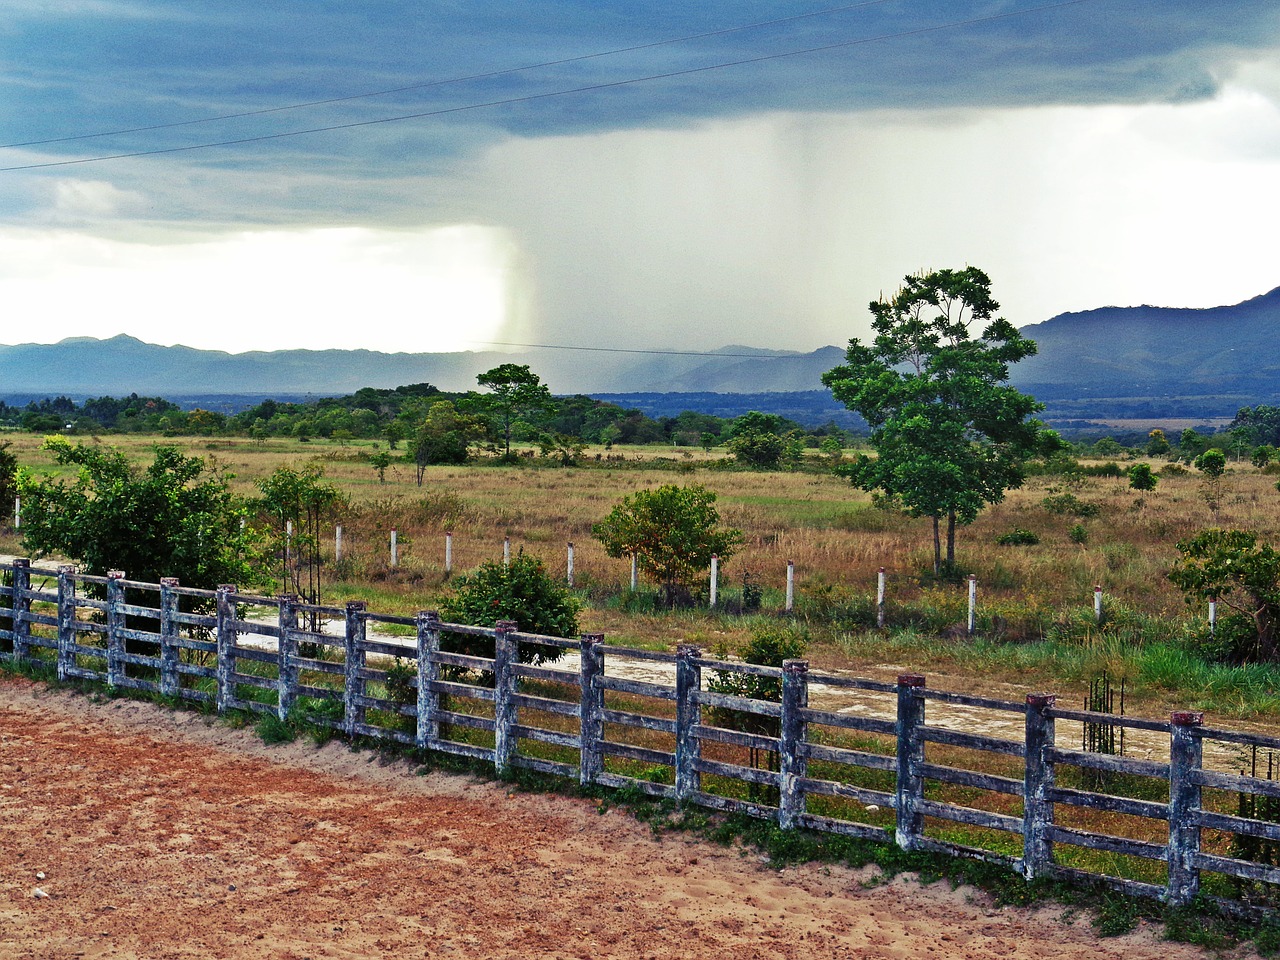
[{"xmin": 0, "ymin": 676, "xmax": 1256, "ymax": 960}]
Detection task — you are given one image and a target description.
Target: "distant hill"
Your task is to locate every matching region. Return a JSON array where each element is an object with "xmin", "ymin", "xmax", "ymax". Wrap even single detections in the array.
[{"xmin": 2, "ymin": 286, "xmax": 1279, "ymax": 426}]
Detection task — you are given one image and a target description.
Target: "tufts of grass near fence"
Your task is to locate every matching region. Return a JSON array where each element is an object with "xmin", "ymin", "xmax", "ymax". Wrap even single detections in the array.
[{"xmin": 5, "ymin": 558, "xmax": 1280, "ymax": 935}]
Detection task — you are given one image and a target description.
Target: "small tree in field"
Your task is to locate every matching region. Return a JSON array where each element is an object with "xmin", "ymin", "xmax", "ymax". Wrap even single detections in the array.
[
  {"xmin": 1169, "ymin": 528, "xmax": 1280, "ymax": 663},
  {"xmin": 593, "ymin": 483, "xmax": 743, "ymax": 606},
  {"xmin": 1127, "ymin": 463, "xmax": 1158, "ymax": 492},
  {"xmin": 822, "ymin": 266, "xmax": 1059, "ymax": 574},
  {"xmin": 1195, "ymin": 448, "xmax": 1228, "ymax": 518},
  {"xmin": 476, "ymin": 363, "xmax": 553, "ymax": 460}
]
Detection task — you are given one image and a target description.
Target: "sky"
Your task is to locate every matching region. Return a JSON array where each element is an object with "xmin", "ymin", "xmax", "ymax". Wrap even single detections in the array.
[{"xmin": 2, "ymin": 1, "xmax": 1280, "ymax": 357}]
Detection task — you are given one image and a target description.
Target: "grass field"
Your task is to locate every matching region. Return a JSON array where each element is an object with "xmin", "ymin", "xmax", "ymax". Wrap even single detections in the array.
[{"xmin": 3, "ymin": 430, "xmax": 1278, "ymax": 723}]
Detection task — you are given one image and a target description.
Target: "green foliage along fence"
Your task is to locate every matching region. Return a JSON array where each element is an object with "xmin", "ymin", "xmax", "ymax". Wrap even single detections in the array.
[{"xmin": 3, "ymin": 557, "xmax": 1280, "ymax": 918}]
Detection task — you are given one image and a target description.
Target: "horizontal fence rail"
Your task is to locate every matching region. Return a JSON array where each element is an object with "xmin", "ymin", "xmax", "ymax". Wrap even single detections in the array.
[{"xmin": 1, "ymin": 557, "xmax": 1278, "ymax": 916}]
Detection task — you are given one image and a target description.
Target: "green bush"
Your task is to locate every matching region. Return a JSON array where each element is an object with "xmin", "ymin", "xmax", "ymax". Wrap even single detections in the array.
[
  {"xmin": 1069, "ymin": 524, "xmax": 1089, "ymax": 545},
  {"xmin": 1041, "ymin": 492, "xmax": 1100, "ymax": 517},
  {"xmin": 441, "ymin": 552, "xmax": 580, "ymax": 665},
  {"xmin": 996, "ymin": 528, "xmax": 1040, "ymax": 546}
]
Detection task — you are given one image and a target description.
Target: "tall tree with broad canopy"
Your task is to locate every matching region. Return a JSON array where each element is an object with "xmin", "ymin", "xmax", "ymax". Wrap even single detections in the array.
[
  {"xmin": 476, "ymin": 363, "xmax": 553, "ymax": 460},
  {"xmin": 822, "ymin": 267, "xmax": 1059, "ymax": 574}
]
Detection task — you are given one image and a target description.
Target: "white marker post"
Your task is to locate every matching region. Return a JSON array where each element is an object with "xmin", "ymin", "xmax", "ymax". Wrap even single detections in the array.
[
  {"xmin": 1209, "ymin": 597, "xmax": 1217, "ymax": 638},
  {"xmin": 335, "ymin": 524, "xmax": 343, "ymax": 563},
  {"xmin": 445, "ymin": 531, "xmax": 453, "ymax": 577},
  {"xmin": 709, "ymin": 555, "xmax": 719, "ymax": 608},
  {"xmin": 967, "ymin": 575, "xmax": 977, "ymax": 635},
  {"xmin": 785, "ymin": 560, "xmax": 795, "ymax": 613},
  {"xmin": 630, "ymin": 554, "xmax": 638, "ymax": 592},
  {"xmin": 876, "ymin": 567, "xmax": 887, "ymax": 629},
  {"xmin": 567, "ymin": 542, "xmax": 575, "ymax": 588},
  {"xmin": 390, "ymin": 529, "xmax": 398, "ymax": 568},
  {"xmin": 503, "ymin": 537, "xmax": 511, "ymax": 568},
  {"xmin": 1094, "ymin": 585, "xmax": 1104, "ymax": 625}
]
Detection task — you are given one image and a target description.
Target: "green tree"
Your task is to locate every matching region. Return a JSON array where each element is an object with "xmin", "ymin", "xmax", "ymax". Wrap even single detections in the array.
[
  {"xmin": 727, "ymin": 411, "xmax": 788, "ymax": 469},
  {"xmin": 17, "ymin": 437, "xmax": 258, "ymax": 588},
  {"xmin": 440, "ymin": 552, "xmax": 579, "ymax": 665},
  {"xmin": 476, "ymin": 363, "xmax": 553, "ymax": 460},
  {"xmin": 822, "ymin": 266, "xmax": 1058, "ymax": 574},
  {"xmin": 257, "ymin": 465, "xmax": 343, "ymax": 608},
  {"xmin": 0, "ymin": 442, "xmax": 17, "ymax": 526},
  {"xmin": 412, "ymin": 400, "xmax": 481, "ymax": 482},
  {"xmin": 1179, "ymin": 428, "xmax": 1208, "ymax": 462},
  {"xmin": 1252, "ymin": 446, "xmax": 1274, "ymax": 469},
  {"xmin": 1127, "ymin": 463, "xmax": 1158, "ymax": 492},
  {"xmin": 592, "ymin": 483, "xmax": 743, "ymax": 606},
  {"xmin": 1169, "ymin": 528, "xmax": 1280, "ymax": 663},
  {"xmin": 369, "ymin": 450, "xmax": 393, "ymax": 484},
  {"xmin": 1195, "ymin": 448, "xmax": 1228, "ymax": 518},
  {"xmin": 1146, "ymin": 428, "xmax": 1170, "ymax": 457}
]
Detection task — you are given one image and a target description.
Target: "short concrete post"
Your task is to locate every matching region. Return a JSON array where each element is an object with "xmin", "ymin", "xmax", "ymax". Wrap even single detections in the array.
[
  {"xmin": 159, "ymin": 577, "xmax": 180, "ymax": 698},
  {"xmin": 1094, "ymin": 584, "xmax": 1104, "ymax": 625},
  {"xmin": 785, "ymin": 560, "xmax": 795, "ymax": 613},
  {"xmin": 1167, "ymin": 710, "xmax": 1205, "ymax": 906},
  {"xmin": 503, "ymin": 537, "xmax": 510, "ymax": 568},
  {"xmin": 56, "ymin": 565, "xmax": 77, "ymax": 681},
  {"xmin": 343, "ymin": 600, "xmax": 368, "ymax": 734},
  {"xmin": 277, "ymin": 595, "xmax": 299, "ymax": 721},
  {"xmin": 106, "ymin": 570, "xmax": 126, "ymax": 688},
  {"xmin": 390, "ymin": 529, "xmax": 398, "ymax": 568},
  {"xmin": 895, "ymin": 673, "xmax": 926, "ymax": 850},
  {"xmin": 579, "ymin": 634, "xmax": 605, "ymax": 788},
  {"xmin": 567, "ymin": 542, "xmax": 575, "ymax": 588},
  {"xmin": 215, "ymin": 584, "xmax": 238, "ymax": 713},
  {"xmin": 415, "ymin": 610, "xmax": 441, "ymax": 750},
  {"xmin": 778, "ymin": 658, "xmax": 809, "ymax": 830},
  {"xmin": 492, "ymin": 619, "xmax": 519, "ymax": 775},
  {"xmin": 12, "ymin": 495, "xmax": 19, "ymax": 530},
  {"xmin": 445, "ymin": 532, "xmax": 453, "ymax": 577},
  {"xmin": 10, "ymin": 558, "xmax": 30, "ymax": 661},
  {"xmin": 630, "ymin": 553, "xmax": 638, "ymax": 592},
  {"xmin": 1208, "ymin": 597, "xmax": 1217, "ymax": 639},
  {"xmin": 1023, "ymin": 693, "xmax": 1057, "ymax": 879},
  {"xmin": 335, "ymin": 524, "xmax": 343, "ymax": 563},
  {"xmin": 709, "ymin": 555, "xmax": 719, "ymax": 608},
  {"xmin": 967, "ymin": 575, "xmax": 977, "ymax": 635},
  {"xmin": 877, "ymin": 567, "xmax": 887, "ymax": 629},
  {"xmin": 675, "ymin": 644, "xmax": 703, "ymax": 801}
]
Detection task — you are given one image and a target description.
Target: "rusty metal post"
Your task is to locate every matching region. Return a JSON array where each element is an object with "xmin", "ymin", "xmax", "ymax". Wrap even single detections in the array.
[
  {"xmin": 493, "ymin": 619, "xmax": 519, "ymax": 775},
  {"xmin": 1167, "ymin": 710, "xmax": 1205, "ymax": 906},
  {"xmin": 415, "ymin": 610, "xmax": 441, "ymax": 751},
  {"xmin": 779, "ymin": 658, "xmax": 809, "ymax": 830},
  {"xmin": 895, "ymin": 673, "xmax": 926, "ymax": 850},
  {"xmin": 579, "ymin": 634, "xmax": 605, "ymax": 788},
  {"xmin": 1023, "ymin": 693, "xmax": 1057, "ymax": 879},
  {"xmin": 158, "ymin": 578, "xmax": 180, "ymax": 698},
  {"xmin": 675, "ymin": 644, "xmax": 702, "ymax": 802}
]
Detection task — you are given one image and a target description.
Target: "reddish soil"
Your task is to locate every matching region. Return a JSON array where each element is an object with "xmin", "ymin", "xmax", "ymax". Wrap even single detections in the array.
[{"xmin": 0, "ymin": 677, "xmax": 1256, "ymax": 959}]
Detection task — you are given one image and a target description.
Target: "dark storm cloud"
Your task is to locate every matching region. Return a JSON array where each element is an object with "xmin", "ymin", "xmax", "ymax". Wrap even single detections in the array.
[{"xmin": 3, "ymin": 0, "xmax": 1277, "ymax": 176}]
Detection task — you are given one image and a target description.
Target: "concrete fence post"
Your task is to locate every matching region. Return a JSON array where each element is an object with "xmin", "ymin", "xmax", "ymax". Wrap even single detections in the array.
[
  {"xmin": 1094, "ymin": 584, "xmax": 1104, "ymax": 625},
  {"xmin": 895, "ymin": 673, "xmax": 926, "ymax": 850},
  {"xmin": 1208, "ymin": 597, "xmax": 1217, "ymax": 639},
  {"xmin": 778, "ymin": 658, "xmax": 810, "ymax": 830},
  {"xmin": 785, "ymin": 560, "xmax": 795, "ymax": 614},
  {"xmin": 630, "ymin": 554, "xmax": 638, "ymax": 592},
  {"xmin": 1167, "ymin": 710, "xmax": 1205, "ymax": 906},
  {"xmin": 335, "ymin": 524, "xmax": 343, "ymax": 563},
  {"xmin": 215, "ymin": 584, "xmax": 238, "ymax": 713},
  {"xmin": 709, "ymin": 555, "xmax": 718, "ymax": 608},
  {"xmin": 10, "ymin": 558, "xmax": 30, "ymax": 661},
  {"xmin": 390, "ymin": 529, "xmax": 398, "ymax": 568},
  {"xmin": 56, "ymin": 565, "xmax": 76, "ymax": 681},
  {"xmin": 1022, "ymin": 693, "xmax": 1057, "ymax": 879},
  {"xmin": 675, "ymin": 644, "xmax": 703, "ymax": 802},
  {"xmin": 567, "ymin": 542, "xmax": 575, "ymax": 588},
  {"xmin": 159, "ymin": 577, "xmax": 180, "ymax": 698},
  {"xmin": 503, "ymin": 537, "xmax": 510, "ymax": 568},
  {"xmin": 343, "ymin": 600, "xmax": 368, "ymax": 735},
  {"xmin": 967, "ymin": 575, "xmax": 977, "ymax": 635},
  {"xmin": 579, "ymin": 634, "xmax": 605, "ymax": 788},
  {"xmin": 277, "ymin": 595, "xmax": 299, "ymax": 720},
  {"xmin": 492, "ymin": 619, "xmax": 519, "ymax": 775},
  {"xmin": 445, "ymin": 532, "xmax": 453, "ymax": 577},
  {"xmin": 106, "ymin": 570, "xmax": 125, "ymax": 688},
  {"xmin": 415, "ymin": 610, "xmax": 441, "ymax": 751}
]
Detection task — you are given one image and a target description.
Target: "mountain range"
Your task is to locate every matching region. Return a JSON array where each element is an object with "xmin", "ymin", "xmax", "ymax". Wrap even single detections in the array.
[{"xmin": 2, "ymin": 286, "xmax": 1278, "ymax": 425}]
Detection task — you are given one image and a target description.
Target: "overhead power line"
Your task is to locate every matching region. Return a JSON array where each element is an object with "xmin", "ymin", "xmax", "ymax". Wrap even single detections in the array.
[
  {"xmin": 0, "ymin": 1, "xmax": 898, "ymax": 149},
  {"xmin": 0, "ymin": 0, "xmax": 1098, "ymax": 173}
]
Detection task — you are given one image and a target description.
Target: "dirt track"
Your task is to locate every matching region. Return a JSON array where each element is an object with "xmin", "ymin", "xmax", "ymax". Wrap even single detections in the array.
[{"xmin": 0, "ymin": 677, "xmax": 1254, "ymax": 959}]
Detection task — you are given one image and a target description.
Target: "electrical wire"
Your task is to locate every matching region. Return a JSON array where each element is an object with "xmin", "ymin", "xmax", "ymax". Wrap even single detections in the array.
[{"xmin": 1, "ymin": 0, "xmax": 1099, "ymax": 173}]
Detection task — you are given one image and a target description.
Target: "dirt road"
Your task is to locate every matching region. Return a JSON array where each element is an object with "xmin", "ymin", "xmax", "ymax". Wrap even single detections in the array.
[{"xmin": 0, "ymin": 677, "xmax": 1253, "ymax": 959}]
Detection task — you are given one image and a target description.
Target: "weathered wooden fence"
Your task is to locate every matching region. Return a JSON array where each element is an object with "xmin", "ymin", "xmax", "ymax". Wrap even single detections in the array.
[{"xmin": 3, "ymin": 557, "xmax": 1280, "ymax": 917}]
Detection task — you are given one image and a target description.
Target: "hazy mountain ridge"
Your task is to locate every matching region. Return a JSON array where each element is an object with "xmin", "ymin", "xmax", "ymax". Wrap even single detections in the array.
[{"xmin": 2, "ymin": 288, "xmax": 1279, "ymax": 423}]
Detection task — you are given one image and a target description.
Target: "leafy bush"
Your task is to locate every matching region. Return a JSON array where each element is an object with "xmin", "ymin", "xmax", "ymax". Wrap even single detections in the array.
[
  {"xmin": 1159, "ymin": 463, "xmax": 1189, "ymax": 476},
  {"xmin": 1041, "ymin": 492, "xmax": 1100, "ymax": 517},
  {"xmin": 1126, "ymin": 463, "xmax": 1158, "ymax": 492},
  {"xmin": 1069, "ymin": 524, "xmax": 1089, "ymax": 545},
  {"xmin": 995, "ymin": 528, "xmax": 1040, "ymax": 546},
  {"xmin": 1081, "ymin": 461, "xmax": 1124, "ymax": 478},
  {"xmin": 441, "ymin": 552, "xmax": 580, "ymax": 664}
]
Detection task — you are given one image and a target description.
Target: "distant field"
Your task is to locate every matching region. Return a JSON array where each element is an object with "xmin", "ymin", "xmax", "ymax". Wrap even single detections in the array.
[{"xmin": 3, "ymin": 431, "xmax": 1278, "ymax": 721}]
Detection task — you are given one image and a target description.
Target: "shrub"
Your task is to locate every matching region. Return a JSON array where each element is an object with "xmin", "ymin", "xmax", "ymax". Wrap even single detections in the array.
[
  {"xmin": 1041, "ymin": 492, "xmax": 1100, "ymax": 517},
  {"xmin": 441, "ymin": 552, "xmax": 580, "ymax": 665},
  {"xmin": 995, "ymin": 528, "xmax": 1040, "ymax": 546},
  {"xmin": 1069, "ymin": 524, "xmax": 1089, "ymax": 544},
  {"xmin": 1126, "ymin": 463, "xmax": 1158, "ymax": 492}
]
